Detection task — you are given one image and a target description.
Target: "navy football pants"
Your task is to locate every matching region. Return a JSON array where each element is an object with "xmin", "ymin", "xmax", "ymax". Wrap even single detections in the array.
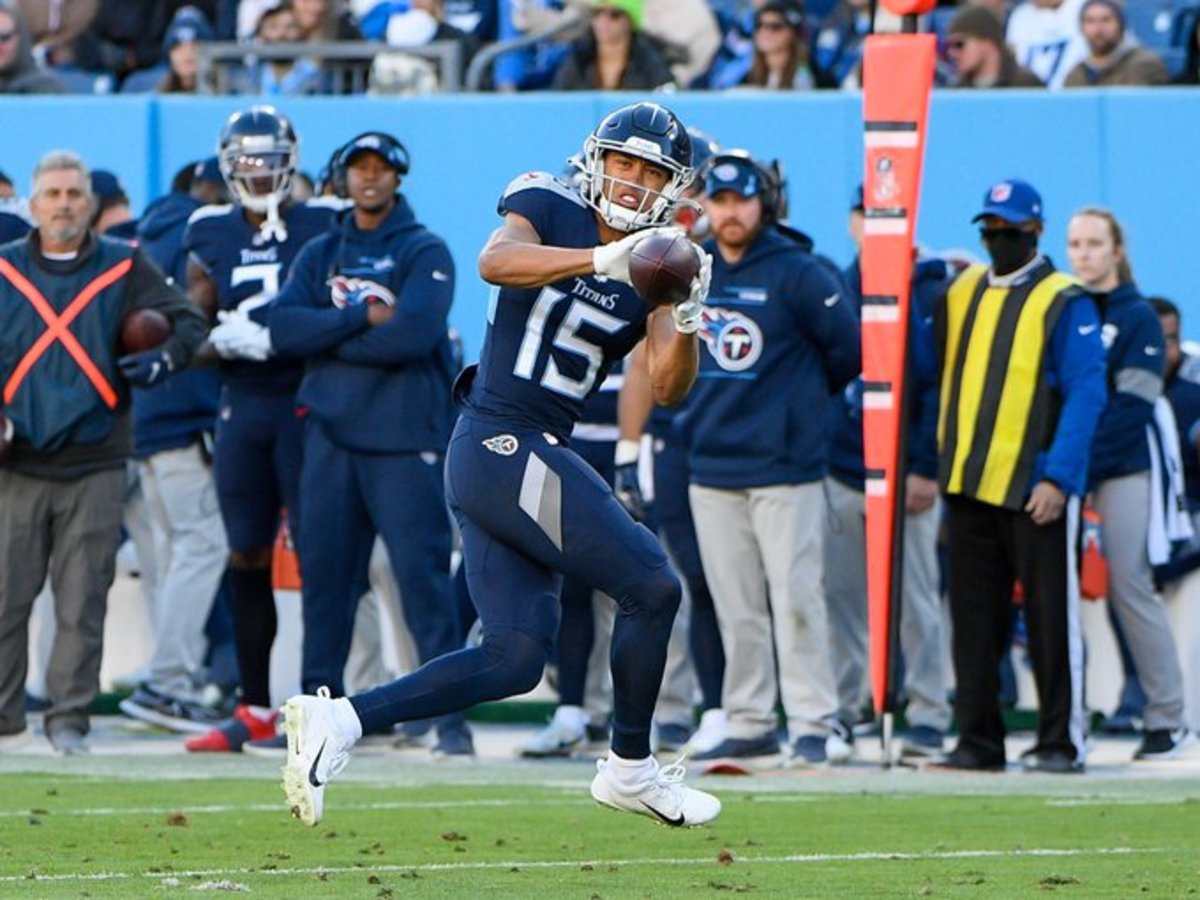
[
  {"xmin": 298, "ymin": 421, "xmax": 465, "ymax": 733},
  {"xmin": 351, "ymin": 414, "xmax": 681, "ymax": 759}
]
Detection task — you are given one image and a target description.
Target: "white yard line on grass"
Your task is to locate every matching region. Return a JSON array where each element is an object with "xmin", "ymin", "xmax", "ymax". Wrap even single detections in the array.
[{"xmin": 0, "ymin": 847, "xmax": 1165, "ymax": 885}]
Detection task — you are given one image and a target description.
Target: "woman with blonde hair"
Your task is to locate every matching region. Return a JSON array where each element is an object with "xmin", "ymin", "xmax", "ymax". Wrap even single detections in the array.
[{"xmin": 1068, "ymin": 206, "xmax": 1195, "ymax": 762}]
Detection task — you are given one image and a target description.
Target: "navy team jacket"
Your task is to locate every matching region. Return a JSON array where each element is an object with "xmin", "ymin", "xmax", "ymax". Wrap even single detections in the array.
[
  {"xmin": 1088, "ymin": 281, "xmax": 1166, "ymax": 486},
  {"xmin": 682, "ymin": 225, "xmax": 861, "ymax": 489},
  {"xmin": 256, "ymin": 196, "xmax": 457, "ymax": 455}
]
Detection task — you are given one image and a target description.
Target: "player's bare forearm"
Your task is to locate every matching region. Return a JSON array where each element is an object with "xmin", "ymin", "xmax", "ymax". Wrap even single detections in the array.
[
  {"xmin": 618, "ymin": 341, "xmax": 655, "ymax": 441},
  {"xmin": 478, "ymin": 212, "xmax": 595, "ymax": 288},
  {"xmin": 646, "ymin": 309, "xmax": 697, "ymax": 407}
]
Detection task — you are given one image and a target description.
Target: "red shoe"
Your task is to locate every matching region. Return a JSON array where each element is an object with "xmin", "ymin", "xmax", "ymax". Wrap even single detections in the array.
[{"xmin": 185, "ymin": 705, "xmax": 278, "ymax": 753}]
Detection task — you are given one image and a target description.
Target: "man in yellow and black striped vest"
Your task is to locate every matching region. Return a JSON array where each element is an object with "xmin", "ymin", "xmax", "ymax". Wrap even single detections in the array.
[{"xmin": 934, "ymin": 179, "xmax": 1107, "ymax": 774}]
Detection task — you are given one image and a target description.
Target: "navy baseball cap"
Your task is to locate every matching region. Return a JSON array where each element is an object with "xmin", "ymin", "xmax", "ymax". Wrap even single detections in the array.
[
  {"xmin": 972, "ymin": 178, "xmax": 1043, "ymax": 225},
  {"xmin": 91, "ymin": 170, "xmax": 127, "ymax": 202},
  {"xmin": 192, "ymin": 156, "xmax": 223, "ymax": 185},
  {"xmin": 337, "ymin": 132, "xmax": 410, "ymax": 175},
  {"xmin": 704, "ymin": 154, "xmax": 764, "ymax": 198}
]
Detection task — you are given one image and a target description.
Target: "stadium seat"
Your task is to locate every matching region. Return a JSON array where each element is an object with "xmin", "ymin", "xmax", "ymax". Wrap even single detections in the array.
[
  {"xmin": 53, "ymin": 66, "xmax": 115, "ymax": 94},
  {"xmin": 120, "ymin": 66, "xmax": 169, "ymax": 93},
  {"xmin": 1124, "ymin": 0, "xmax": 1184, "ymax": 49}
]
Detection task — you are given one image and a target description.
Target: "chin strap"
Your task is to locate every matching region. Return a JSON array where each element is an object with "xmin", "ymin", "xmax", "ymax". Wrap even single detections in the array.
[{"xmin": 258, "ymin": 195, "xmax": 288, "ymax": 243}]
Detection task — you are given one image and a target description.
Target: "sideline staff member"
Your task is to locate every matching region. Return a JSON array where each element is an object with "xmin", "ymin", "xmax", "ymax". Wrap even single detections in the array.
[
  {"xmin": 0, "ymin": 150, "xmax": 206, "ymax": 754},
  {"xmin": 935, "ymin": 179, "xmax": 1106, "ymax": 774}
]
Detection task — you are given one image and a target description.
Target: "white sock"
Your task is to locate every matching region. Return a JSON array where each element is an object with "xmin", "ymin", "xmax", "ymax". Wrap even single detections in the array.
[
  {"xmin": 606, "ymin": 751, "xmax": 658, "ymax": 789},
  {"xmin": 333, "ymin": 698, "xmax": 364, "ymax": 741}
]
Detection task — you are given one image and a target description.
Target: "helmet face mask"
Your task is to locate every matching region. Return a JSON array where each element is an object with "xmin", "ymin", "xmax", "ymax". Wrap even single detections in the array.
[
  {"xmin": 578, "ymin": 103, "xmax": 694, "ymax": 232},
  {"xmin": 218, "ymin": 106, "xmax": 298, "ymax": 214}
]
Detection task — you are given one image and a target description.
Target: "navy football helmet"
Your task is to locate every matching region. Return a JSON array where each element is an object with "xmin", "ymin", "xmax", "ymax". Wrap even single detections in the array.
[
  {"xmin": 687, "ymin": 127, "xmax": 721, "ymax": 173},
  {"xmin": 217, "ymin": 105, "xmax": 298, "ymax": 214},
  {"xmin": 577, "ymin": 102, "xmax": 694, "ymax": 232}
]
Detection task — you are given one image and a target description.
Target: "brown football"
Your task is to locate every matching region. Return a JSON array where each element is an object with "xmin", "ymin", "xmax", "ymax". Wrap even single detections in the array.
[
  {"xmin": 120, "ymin": 309, "xmax": 172, "ymax": 355},
  {"xmin": 628, "ymin": 232, "xmax": 700, "ymax": 307}
]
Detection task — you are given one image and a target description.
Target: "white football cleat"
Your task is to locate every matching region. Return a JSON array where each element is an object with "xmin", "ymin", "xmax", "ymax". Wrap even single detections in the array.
[
  {"xmin": 590, "ymin": 756, "xmax": 721, "ymax": 827},
  {"xmin": 281, "ymin": 687, "xmax": 360, "ymax": 826}
]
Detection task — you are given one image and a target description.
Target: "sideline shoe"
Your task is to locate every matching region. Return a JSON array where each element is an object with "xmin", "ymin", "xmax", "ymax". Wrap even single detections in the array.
[
  {"xmin": 653, "ymin": 722, "xmax": 693, "ymax": 754},
  {"xmin": 685, "ymin": 709, "xmax": 727, "ymax": 756},
  {"xmin": 790, "ymin": 735, "xmax": 828, "ymax": 766},
  {"xmin": 931, "ymin": 747, "xmax": 1006, "ymax": 772},
  {"xmin": 1134, "ymin": 727, "xmax": 1197, "ymax": 761},
  {"xmin": 519, "ymin": 708, "xmax": 587, "ymax": 758},
  {"xmin": 1021, "ymin": 750, "xmax": 1084, "ymax": 774},
  {"xmin": 591, "ymin": 756, "xmax": 721, "ymax": 827},
  {"xmin": 825, "ymin": 720, "xmax": 855, "ymax": 765},
  {"xmin": 282, "ymin": 687, "xmax": 361, "ymax": 826},
  {"xmin": 185, "ymin": 705, "xmax": 278, "ymax": 753},
  {"xmin": 432, "ymin": 722, "xmax": 476, "ymax": 758},
  {"xmin": 899, "ymin": 725, "xmax": 945, "ymax": 758},
  {"xmin": 47, "ymin": 726, "xmax": 89, "ymax": 756},
  {"xmin": 691, "ymin": 733, "xmax": 779, "ymax": 762},
  {"xmin": 119, "ymin": 684, "xmax": 225, "ymax": 734}
]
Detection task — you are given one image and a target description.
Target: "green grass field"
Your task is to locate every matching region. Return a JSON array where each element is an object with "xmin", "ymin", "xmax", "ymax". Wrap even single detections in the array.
[{"xmin": 2, "ymin": 766, "xmax": 1199, "ymax": 899}]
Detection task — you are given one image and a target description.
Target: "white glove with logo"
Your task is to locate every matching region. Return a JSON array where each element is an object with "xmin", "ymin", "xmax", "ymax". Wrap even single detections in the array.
[
  {"xmin": 592, "ymin": 225, "xmax": 681, "ymax": 285},
  {"xmin": 209, "ymin": 310, "xmax": 273, "ymax": 361},
  {"xmin": 673, "ymin": 245, "xmax": 711, "ymax": 335}
]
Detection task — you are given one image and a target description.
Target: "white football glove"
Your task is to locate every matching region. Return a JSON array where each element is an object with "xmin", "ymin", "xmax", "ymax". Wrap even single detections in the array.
[
  {"xmin": 592, "ymin": 225, "xmax": 681, "ymax": 285},
  {"xmin": 672, "ymin": 245, "xmax": 711, "ymax": 335},
  {"xmin": 209, "ymin": 310, "xmax": 273, "ymax": 362}
]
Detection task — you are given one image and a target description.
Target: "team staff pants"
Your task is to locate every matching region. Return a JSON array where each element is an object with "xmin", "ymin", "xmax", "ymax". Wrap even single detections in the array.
[
  {"xmin": 823, "ymin": 477, "xmax": 950, "ymax": 731},
  {"xmin": 139, "ymin": 444, "xmax": 229, "ymax": 697},
  {"xmin": 945, "ymin": 494, "xmax": 1087, "ymax": 764},
  {"xmin": 690, "ymin": 481, "xmax": 838, "ymax": 740},
  {"xmin": 1093, "ymin": 472, "xmax": 1186, "ymax": 732},
  {"xmin": 0, "ymin": 467, "xmax": 124, "ymax": 737}
]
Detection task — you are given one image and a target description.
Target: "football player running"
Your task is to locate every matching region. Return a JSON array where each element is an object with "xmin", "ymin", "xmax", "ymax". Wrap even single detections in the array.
[
  {"xmin": 183, "ymin": 106, "xmax": 343, "ymax": 753},
  {"xmin": 281, "ymin": 102, "xmax": 720, "ymax": 828}
]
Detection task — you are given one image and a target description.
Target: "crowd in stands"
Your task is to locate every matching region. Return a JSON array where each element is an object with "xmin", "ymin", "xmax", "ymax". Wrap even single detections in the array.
[{"xmin": 0, "ymin": 0, "xmax": 1197, "ymax": 95}]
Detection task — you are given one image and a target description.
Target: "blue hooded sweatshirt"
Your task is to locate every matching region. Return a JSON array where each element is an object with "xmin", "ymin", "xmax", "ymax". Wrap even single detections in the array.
[
  {"xmin": 257, "ymin": 196, "xmax": 456, "ymax": 455},
  {"xmin": 683, "ymin": 225, "xmax": 861, "ymax": 489}
]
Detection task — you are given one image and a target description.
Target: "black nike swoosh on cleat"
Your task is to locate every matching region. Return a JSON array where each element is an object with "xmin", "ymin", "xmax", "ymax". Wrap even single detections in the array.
[
  {"xmin": 639, "ymin": 801, "xmax": 685, "ymax": 826},
  {"xmin": 308, "ymin": 739, "xmax": 327, "ymax": 787}
]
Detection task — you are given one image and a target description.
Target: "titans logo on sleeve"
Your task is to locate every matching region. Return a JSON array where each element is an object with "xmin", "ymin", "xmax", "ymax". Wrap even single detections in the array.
[
  {"xmin": 185, "ymin": 198, "xmax": 342, "ymax": 391},
  {"xmin": 464, "ymin": 173, "xmax": 650, "ymax": 439}
]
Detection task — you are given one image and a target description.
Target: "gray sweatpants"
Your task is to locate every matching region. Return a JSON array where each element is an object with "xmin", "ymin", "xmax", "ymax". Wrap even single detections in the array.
[
  {"xmin": 823, "ymin": 477, "xmax": 951, "ymax": 731},
  {"xmin": 690, "ymin": 481, "xmax": 837, "ymax": 740},
  {"xmin": 139, "ymin": 445, "xmax": 228, "ymax": 697},
  {"xmin": 1094, "ymin": 472, "xmax": 1186, "ymax": 731},
  {"xmin": 0, "ymin": 467, "xmax": 124, "ymax": 736}
]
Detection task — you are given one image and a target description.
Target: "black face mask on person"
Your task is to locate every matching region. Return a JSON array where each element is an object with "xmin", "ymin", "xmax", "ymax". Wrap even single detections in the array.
[{"xmin": 980, "ymin": 226, "xmax": 1039, "ymax": 276}]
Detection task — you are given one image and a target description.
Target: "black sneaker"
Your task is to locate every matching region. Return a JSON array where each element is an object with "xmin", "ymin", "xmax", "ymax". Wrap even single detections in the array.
[
  {"xmin": 692, "ymin": 733, "xmax": 781, "ymax": 761},
  {"xmin": 1021, "ymin": 750, "xmax": 1084, "ymax": 774},
  {"xmin": 931, "ymin": 747, "xmax": 1006, "ymax": 772},
  {"xmin": 1134, "ymin": 728, "xmax": 1197, "ymax": 761},
  {"xmin": 119, "ymin": 684, "xmax": 224, "ymax": 735}
]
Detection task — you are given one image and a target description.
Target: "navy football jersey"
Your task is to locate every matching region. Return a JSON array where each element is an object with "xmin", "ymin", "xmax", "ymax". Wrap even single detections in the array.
[
  {"xmin": 465, "ymin": 173, "xmax": 650, "ymax": 440},
  {"xmin": 185, "ymin": 198, "xmax": 342, "ymax": 393}
]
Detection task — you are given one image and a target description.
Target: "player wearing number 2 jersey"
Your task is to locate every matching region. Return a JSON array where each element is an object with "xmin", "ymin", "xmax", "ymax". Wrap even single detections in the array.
[
  {"xmin": 182, "ymin": 106, "xmax": 341, "ymax": 753},
  {"xmin": 280, "ymin": 102, "xmax": 722, "ymax": 829}
]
